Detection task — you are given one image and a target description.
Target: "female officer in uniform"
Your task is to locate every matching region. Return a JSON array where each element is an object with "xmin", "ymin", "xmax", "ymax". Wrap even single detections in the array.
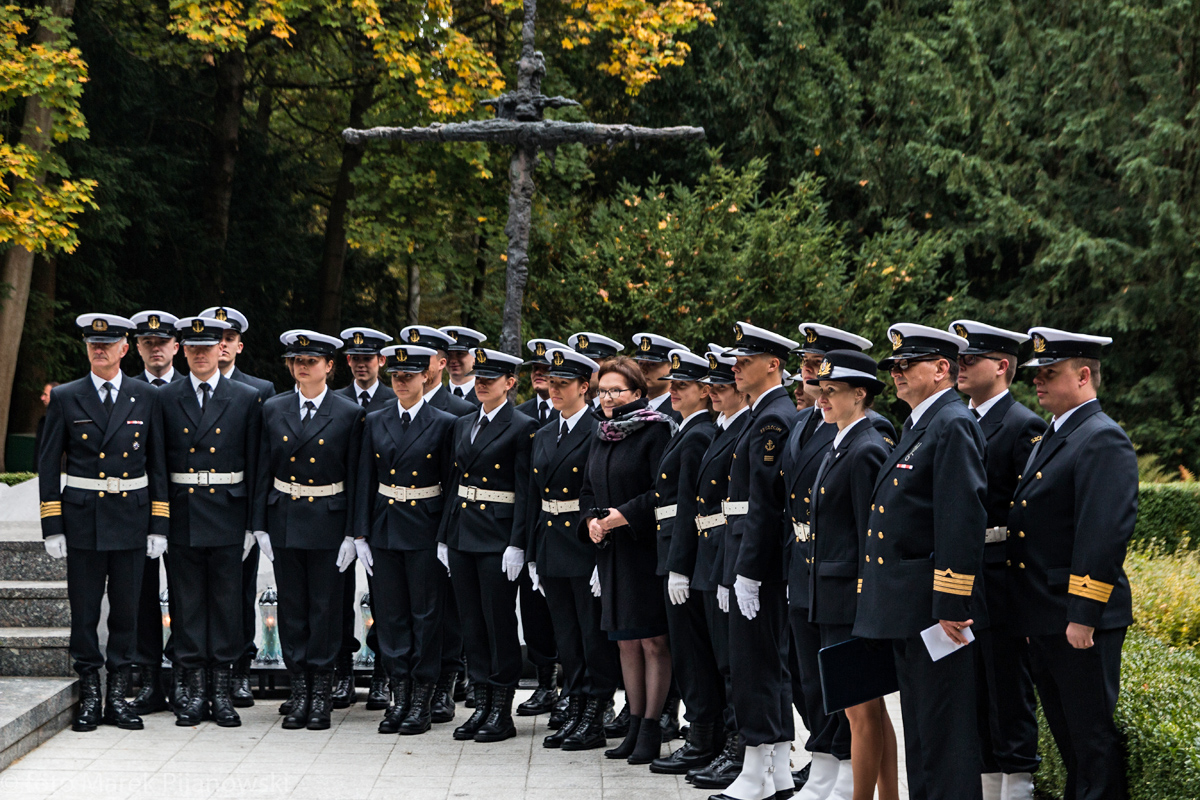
[
  {"xmin": 253, "ymin": 330, "xmax": 365, "ymax": 731},
  {"xmin": 807, "ymin": 350, "xmax": 899, "ymax": 800}
]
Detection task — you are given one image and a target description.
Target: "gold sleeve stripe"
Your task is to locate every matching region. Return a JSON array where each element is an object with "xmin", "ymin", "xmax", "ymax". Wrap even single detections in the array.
[
  {"xmin": 933, "ymin": 568, "xmax": 975, "ymax": 596},
  {"xmin": 856, "ymin": 578, "xmax": 863, "ymax": 594},
  {"xmin": 39, "ymin": 501, "xmax": 62, "ymax": 518},
  {"xmin": 151, "ymin": 501, "xmax": 170, "ymax": 518},
  {"xmin": 1069, "ymin": 574, "xmax": 1114, "ymax": 603}
]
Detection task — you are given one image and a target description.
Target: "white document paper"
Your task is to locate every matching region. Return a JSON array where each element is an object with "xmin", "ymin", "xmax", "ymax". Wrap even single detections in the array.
[{"xmin": 920, "ymin": 622, "xmax": 975, "ymax": 661}]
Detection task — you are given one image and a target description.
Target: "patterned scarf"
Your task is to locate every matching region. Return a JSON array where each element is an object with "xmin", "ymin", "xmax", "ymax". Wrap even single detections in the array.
[{"xmin": 595, "ymin": 400, "xmax": 679, "ymax": 442}]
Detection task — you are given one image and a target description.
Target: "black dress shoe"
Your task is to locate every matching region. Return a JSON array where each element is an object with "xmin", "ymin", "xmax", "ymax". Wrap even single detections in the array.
[
  {"xmin": 453, "ymin": 683, "xmax": 491, "ymax": 740},
  {"xmin": 399, "ymin": 682, "xmax": 435, "ymax": 735},
  {"xmin": 281, "ymin": 672, "xmax": 310, "ymax": 729},
  {"xmin": 474, "ymin": 685, "xmax": 516, "ymax": 742},
  {"xmin": 102, "ymin": 668, "xmax": 144, "ymax": 730},
  {"xmin": 561, "ymin": 697, "xmax": 608, "ymax": 751},
  {"xmin": 129, "ymin": 663, "xmax": 170, "ymax": 715},
  {"xmin": 365, "ymin": 662, "xmax": 390, "ymax": 711},
  {"xmin": 306, "ymin": 671, "xmax": 333, "ymax": 730},
  {"xmin": 659, "ymin": 695, "xmax": 681, "ymax": 742},
  {"xmin": 651, "ymin": 721, "xmax": 722, "ymax": 774},
  {"xmin": 543, "ymin": 695, "xmax": 583, "ymax": 749},
  {"xmin": 231, "ymin": 654, "xmax": 255, "ymax": 708},
  {"xmin": 604, "ymin": 702, "xmax": 630, "ymax": 738},
  {"xmin": 430, "ymin": 670, "xmax": 457, "ymax": 723},
  {"xmin": 72, "ymin": 672, "xmax": 102, "ymax": 732},
  {"xmin": 689, "ymin": 734, "xmax": 743, "ymax": 789},
  {"xmin": 378, "ymin": 680, "xmax": 412, "ymax": 734},
  {"xmin": 330, "ymin": 653, "xmax": 355, "ymax": 709},
  {"xmin": 547, "ymin": 694, "xmax": 570, "ymax": 729},
  {"xmin": 175, "ymin": 668, "xmax": 207, "ymax": 727},
  {"xmin": 605, "ymin": 714, "xmax": 642, "ymax": 759},
  {"xmin": 210, "ymin": 664, "xmax": 242, "ymax": 727},
  {"xmin": 791, "ymin": 761, "xmax": 809, "ymax": 788},
  {"xmin": 517, "ymin": 664, "xmax": 559, "ymax": 716}
]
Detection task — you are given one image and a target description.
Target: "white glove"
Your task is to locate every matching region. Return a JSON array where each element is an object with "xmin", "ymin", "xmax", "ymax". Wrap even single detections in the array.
[
  {"xmin": 44, "ymin": 534, "xmax": 67, "ymax": 559},
  {"xmin": 590, "ymin": 565, "xmax": 601, "ymax": 597},
  {"xmin": 254, "ymin": 531, "xmax": 274, "ymax": 562},
  {"xmin": 146, "ymin": 535, "xmax": 168, "ymax": 559},
  {"xmin": 528, "ymin": 562, "xmax": 545, "ymax": 596},
  {"xmin": 242, "ymin": 531, "xmax": 255, "ymax": 561},
  {"xmin": 336, "ymin": 536, "xmax": 357, "ymax": 572},
  {"xmin": 355, "ymin": 538, "xmax": 374, "ymax": 576},
  {"xmin": 734, "ymin": 575, "xmax": 761, "ymax": 620},
  {"xmin": 716, "ymin": 585, "xmax": 729, "ymax": 613},
  {"xmin": 437, "ymin": 542, "xmax": 450, "ymax": 575},
  {"xmin": 502, "ymin": 546, "xmax": 525, "ymax": 581},
  {"xmin": 668, "ymin": 571, "xmax": 690, "ymax": 605}
]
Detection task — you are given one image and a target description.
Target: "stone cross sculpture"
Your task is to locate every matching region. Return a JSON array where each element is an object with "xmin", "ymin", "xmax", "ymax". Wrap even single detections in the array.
[{"xmin": 343, "ymin": 0, "xmax": 705, "ymax": 355}]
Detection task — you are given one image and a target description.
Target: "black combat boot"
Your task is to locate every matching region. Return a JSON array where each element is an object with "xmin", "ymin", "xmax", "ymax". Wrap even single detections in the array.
[
  {"xmin": 561, "ymin": 697, "xmax": 608, "ymax": 751},
  {"xmin": 652, "ymin": 721, "xmax": 723, "ymax": 774},
  {"xmin": 169, "ymin": 665, "xmax": 186, "ymax": 710},
  {"xmin": 378, "ymin": 680, "xmax": 412, "ymax": 734},
  {"xmin": 430, "ymin": 669, "xmax": 457, "ymax": 723},
  {"xmin": 689, "ymin": 733, "xmax": 743, "ymax": 789},
  {"xmin": 453, "ymin": 683, "xmax": 491, "ymax": 740},
  {"xmin": 605, "ymin": 701, "xmax": 630, "ymax": 738},
  {"xmin": 306, "ymin": 670, "xmax": 333, "ymax": 730},
  {"xmin": 210, "ymin": 664, "xmax": 242, "ymax": 727},
  {"xmin": 281, "ymin": 672, "xmax": 310, "ymax": 729},
  {"xmin": 474, "ymin": 685, "xmax": 516, "ymax": 742},
  {"xmin": 365, "ymin": 660, "xmax": 390, "ymax": 710},
  {"xmin": 231, "ymin": 653, "xmax": 255, "ymax": 708},
  {"xmin": 548, "ymin": 694, "xmax": 570, "ymax": 729},
  {"xmin": 330, "ymin": 652, "xmax": 355, "ymax": 709},
  {"xmin": 102, "ymin": 668, "xmax": 143, "ymax": 730},
  {"xmin": 516, "ymin": 663, "xmax": 558, "ymax": 716},
  {"xmin": 73, "ymin": 672, "xmax": 102, "ymax": 732},
  {"xmin": 542, "ymin": 695, "xmax": 583, "ymax": 748},
  {"xmin": 175, "ymin": 668, "xmax": 207, "ymax": 727},
  {"xmin": 399, "ymin": 682, "xmax": 435, "ymax": 735},
  {"xmin": 659, "ymin": 693, "xmax": 682, "ymax": 742},
  {"xmin": 129, "ymin": 663, "xmax": 169, "ymax": 714}
]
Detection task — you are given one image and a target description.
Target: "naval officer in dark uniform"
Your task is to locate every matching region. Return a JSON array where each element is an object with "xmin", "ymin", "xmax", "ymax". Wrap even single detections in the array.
[
  {"xmin": 719, "ymin": 321, "xmax": 801, "ymax": 800},
  {"xmin": 199, "ymin": 305, "xmax": 276, "ymax": 706},
  {"xmin": 440, "ymin": 326, "xmax": 486, "ymax": 405},
  {"xmin": 950, "ymin": 320, "xmax": 1048, "ymax": 800},
  {"xmin": 855, "ymin": 323, "xmax": 987, "ymax": 800},
  {"xmin": 632, "ymin": 332, "xmax": 688, "ymax": 424},
  {"xmin": 252, "ymin": 330, "xmax": 365, "ymax": 731},
  {"xmin": 39, "ymin": 314, "xmax": 170, "ymax": 732},
  {"xmin": 127, "ymin": 310, "xmax": 184, "ymax": 716},
  {"xmin": 355, "ymin": 343, "xmax": 457, "ymax": 734},
  {"xmin": 439, "ymin": 348, "xmax": 537, "ymax": 743},
  {"xmin": 1006, "ymin": 328, "xmax": 1136, "ymax": 800},
  {"xmin": 159, "ymin": 316, "xmax": 263, "ymax": 727}
]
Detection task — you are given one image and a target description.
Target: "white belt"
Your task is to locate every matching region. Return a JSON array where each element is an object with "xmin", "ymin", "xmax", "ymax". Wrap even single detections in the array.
[
  {"xmin": 695, "ymin": 512, "xmax": 726, "ymax": 531},
  {"xmin": 378, "ymin": 483, "xmax": 441, "ymax": 502},
  {"xmin": 65, "ymin": 475, "xmax": 149, "ymax": 493},
  {"xmin": 793, "ymin": 521, "xmax": 811, "ymax": 542},
  {"xmin": 274, "ymin": 478, "xmax": 344, "ymax": 498},
  {"xmin": 655, "ymin": 504, "xmax": 678, "ymax": 521},
  {"xmin": 985, "ymin": 526, "xmax": 1008, "ymax": 544},
  {"xmin": 721, "ymin": 500, "xmax": 749, "ymax": 517},
  {"xmin": 457, "ymin": 485, "xmax": 516, "ymax": 504},
  {"xmin": 541, "ymin": 498, "xmax": 580, "ymax": 515},
  {"xmin": 170, "ymin": 471, "xmax": 243, "ymax": 486}
]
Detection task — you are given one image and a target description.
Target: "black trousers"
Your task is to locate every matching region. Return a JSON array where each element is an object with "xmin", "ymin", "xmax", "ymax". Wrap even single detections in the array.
[
  {"xmin": 239, "ymin": 543, "xmax": 259, "ymax": 660},
  {"xmin": 700, "ymin": 589, "xmax": 735, "ymax": 733},
  {"xmin": 448, "ymin": 549, "xmax": 521, "ymax": 688},
  {"xmin": 337, "ymin": 567, "xmax": 363, "ymax": 661},
  {"xmin": 441, "ymin": 571, "xmax": 466, "ymax": 674},
  {"xmin": 135, "ymin": 554, "xmax": 169, "ymax": 665},
  {"xmin": 728, "ymin": 581, "xmax": 794, "ymax": 746},
  {"xmin": 1029, "ymin": 628, "xmax": 1127, "ymax": 800},
  {"xmin": 893, "ymin": 635, "xmax": 983, "ymax": 800},
  {"xmin": 790, "ymin": 608, "xmax": 850, "ymax": 758},
  {"xmin": 664, "ymin": 577, "xmax": 724, "ymax": 726},
  {"xmin": 273, "ymin": 546, "xmax": 344, "ymax": 672},
  {"xmin": 168, "ymin": 542, "xmax": 243, "ymax": 668},
  {"xmin": 372, "ymin": 548, "xmax": 445, "ymax": 685},
  {"xmin": 66, "ymin": 546, "xmax": 144, "ymax": 675},
  {"xmin": 519, "ymin": 565, "xmax": 557, "ymax": 668},
  {"xmin": 542, "ymin": 574, "xmax": 619, "ymax": 699},
  {"xmin": 976, "ymin": 626, "xmax": 1040, "ymax": 774}
]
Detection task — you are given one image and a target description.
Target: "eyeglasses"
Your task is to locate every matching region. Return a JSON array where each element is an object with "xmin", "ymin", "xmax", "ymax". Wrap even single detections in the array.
[
  {"xmin": 597, "ymin": 388, "xmax": 632, "ymax": 399},
  {"xmin": 957, "ymin": 354, "xmax": 1004, "ymax": 367},
  {"xmin": 889, "ymin": 356, "xmax": 939, "ymax": 373}
]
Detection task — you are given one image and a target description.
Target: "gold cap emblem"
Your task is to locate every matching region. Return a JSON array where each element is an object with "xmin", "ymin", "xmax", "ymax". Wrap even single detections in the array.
[
  {"xmin": 954, "ymin": 323, "xmax": 969, "ymax": 339},
  {"xmin": 353, "ymin": 332, "xmax": 364, "ymax": 345},
  {"xmin": 475, "ymin": 348, "xmax": 487, "ymax": 364},
  {"xmin": 735, "ymin": 324, "xmax": 744, "ymax": 341},
  {"xmin": 1032, "ymin": 334, "xmax": 1046, "ymax": 353},
  {"xmin": 817, "ymin": 359, "xmax": 832, "ymax": 378},
  {"xmin": 396, "ymin": 349, "xmax": 408, "ymax": 362},
  {"xmin": 577, "ymin": 334, "xmax": 590, "ymax": 350},
  {"xmin": 707, "ymin": 353, "xmax": 719, "ymax": 369},
  {"xmin": 408, "ymin": 329, "xmax": 420, "ymax": 343},
  {"xmin": 148, "ymin": 315, "xmax": 160, "ymax": 330},
  {"xmin": 890, "ymin": 331, "xmax": 903, "ymax": 350},
  {"xmin": 92, "ymin": 319, "xmax": 108, "ymax": 332},
  {"xmin": 671, "ymin": 353, "xmax": 681, "ymax": 369},
  {"xmin": 640, "ymin": 336, "xmax": 652, "ymax": 352},
  {"xmin": 297, "ymin": 335, "xmax": 310, "ymax": 347},
  {"xmin": 215, "ymin": 308, "xmax": 228, "ymax": 322},
  {"xmin": 552, "ymin": 351, "xmax": 565, "ymax": 367},
  {"xmin": 535, "ymin": 342, "xmax": 546, "ymax": 356},
  {"xmin": 805, "ymin": 327, "xmax": 818, "ymax": 344},
  {"xmin": 192, "ymin": 319, "xmax": 205, "ymax": 333},
  {"xmin": 447, "ymin": 329, "xmax": 459, "ymax": 341}
]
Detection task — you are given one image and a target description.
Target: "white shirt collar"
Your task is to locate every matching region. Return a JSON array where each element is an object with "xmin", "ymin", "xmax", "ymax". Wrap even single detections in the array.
[
  {"xmin": 907, "ymin": 387, "xmax": 955, "ymax": 427},
  {"xmin": 833, "ymin": 415, "xmax": 867, "ymax": 449},
  {"xmin": 398, "ymin": 395, "xmax": 425, "ymax": 420},
  {"xmin": 723, "ymin": 405, "xmax": 750, "ymax": 428},
  {"xmin": 450, "ymin": 377, "xmax": 475, "ymax": 397},
  {"xmin": 477, "ymin": 400, "xmax": 507, "ymax": 425},
  {"xmin": 715, "ymin": 413, "xmax": 726, "ymax": 428},
  {"xmin": 559, "ymin": 404, "xmax": 587, "ymax": 433},
  {"xmin": 299, "ymin": 385, "xmax": 329, "ymax": 412},
  {"xmin": 90, "ymin": 370, "xmax": 123, "ymax": 395},
  {"xmin": 220, "ymin": 364, "xmax": 235, "ymax": 379},
  {"xmin": 751, "ymin": 384, "xmax": 785, "ymax": 411},
  {"xmin": 647, "ymin": 392, "xmax": 672, "ymax": 412},
  {"xmin": 1052, "ymin": 397, "xmax": 1098, "ymax": 431},
  {"xmin": 190, "ymin": 372, "xmax": 219, "ymax": 396},
  {"xmin": 145, "ymin": 367, "xmax": 175, "ymax": 384},
  {"xmin": 679, "ymin": 409, "xmax": 708, "ymax": 432},
  {"xmin": 423, "ymin": 384, "xmax": 443, "ymax": 402},
  {"xmin": 354, "ymin": 379, "xmax": 380, "ymax": 400},
  {"xmin": 969, "ymin": 388, "xmax": 1009, "ymax": 420}
]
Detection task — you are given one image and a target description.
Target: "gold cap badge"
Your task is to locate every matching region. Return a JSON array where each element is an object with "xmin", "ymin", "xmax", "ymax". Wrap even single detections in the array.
[
  {"xmin": 1032, "ymin": 334, "xmax": 1046, "ymax": 353},
  {"xmin": 577, "ymin": 334, "xmax": 589, "ymax": 350},
  {"xmin": 215, "ymin": 308, "xmax": 228, "ymax": 322},
  {"xmin": 805, "ymin": 327, "xmax": 818, "ymax": 344},
  {"xmin": 954, "ymin": 324, "xmax": 969, "ymax": 339},
  {"xmin": 353, "ymin": 332, "xmax": 364, "ymax": 345},
  {"xmin": 535, "ymin": 342, "xmax": 546, "ymax": 356},
  {"xmin": 192, "ymin": 319, "xmax": 205, "ymax": 333},
  {"xmin": 92, "ymin": 319, "xmax": 108, "ymax": 332},
  {"xmin": 475, "ymin": 349, "xmax": 487, "ymax": 364},
  {"xmin": 817, "ymin": 359, "xmax": 832, "ymax": 378},
  {"xmin": 297, "ymin": 335, "xmax": 310, "ymax": 347},
  {"xmin": 890, "ymin": 331, "xmax": 903, "ymax": 350},
  {"xmin": 671, "ymin": 353, "xmax": 681, "ymax": 369},
  {"xmin": 148, "ymin": 315, "xmax": 160, "ymax": 330},
  {"xmin": 640, "ymin": 336, "xmax": 652, "ymax": 352},
  {"xmin": 552, "ymin": 351, "xmax": 565, "ymax": 366},
  {"xmin": 408, "ymin": 329, "xmax": 420, "ymax": 343}
]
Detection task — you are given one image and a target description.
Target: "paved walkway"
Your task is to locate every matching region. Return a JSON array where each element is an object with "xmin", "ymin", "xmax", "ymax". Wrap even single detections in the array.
[{"xmin": 0, "ymin": 689, "xmax": 907, "ymax": 800}]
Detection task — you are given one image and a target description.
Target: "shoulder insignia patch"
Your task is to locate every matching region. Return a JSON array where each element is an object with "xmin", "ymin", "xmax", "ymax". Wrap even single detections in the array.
[
  {"xmin": 760, "ymin": 424, "xmax": 782, "ymax": 434},
  {"xmin": 1031, "ymin": 435, "xmax": 1042, "ymax": 443},
  {"xmin": 883, "ymin": 436, "xmax": 895, "ymax": 446}
]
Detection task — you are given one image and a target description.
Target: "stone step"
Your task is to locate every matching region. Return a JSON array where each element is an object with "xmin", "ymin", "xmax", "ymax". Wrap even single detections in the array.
[
  {"xmin": 0, "ymin": 676, "xmax": 78, "ymax": 771},
  {"xmin": 0, "ymin": 627, "xmax": 72, "ymax": 677},
  {"xmin": 0, "ymin": 529, "xmax": 66, "ymax": 582},
  {"xmin": 0, "ymin": 581, "xmax": 70, "ymax": 628}
]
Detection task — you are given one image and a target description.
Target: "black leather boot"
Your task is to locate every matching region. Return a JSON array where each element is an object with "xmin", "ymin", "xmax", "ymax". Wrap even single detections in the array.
[
  {"xmin": 101, "ymin": 668, "xmax": 143, "ymax": 729},
  {"xmin": 548, "ymin": 694, "xmax": 570, "ymax": 729},
  {"xmin": 331, "ymin": 652, "xmax": 355, "ymax": 709},
  {"xmin": 627, "ymin": 715, "xmax": 663, "ymax": 764},
  {"xmin": 365, "ymin": 661, "xmax": 390, "ymax": 710},
  {"xmin": 517, "ymin": 663, "xmax": 559, "ymax": 716},
  {"xmin": 689, "ymin": 733, "xmax": 743, "ymax": 789},
  {"xmin": 605, "ymin": 701, "xmax": 630, "ymax": 738},
  {"xmin": 430, "ymin": 670, "xmax": 457, "ymax": 723},
  {"xmin": 652, "ymin": 721, "xmax": 722, "ymax": 774},
  {"xmin": 453, "ymin": 683, "xmax": 491, "ymax": 741},
  {"xmin": 399, "ymin": 682, "xmax": 435, "ymax": 735},
  {"xmin": 605, "ymin": 714, "xmax": 643, "ymax": 759},
  {"xmin": 129, "ymin": 663, "xmax": 169, "ymax": 714},
  {"xmin": 307, "ymin": 670, "xmax": 333, "ymax": 730},
  {"xmin": 175, "ymin": 668, "xmax": 207, "ymax": 727},
  {"xmin": 378, "ymin": 679, "xmax": 412, "ymax": 734},
  {"xmin": 282, "ymin": 672, "xmax": 310, "ymax": 729},
  {"xmin": 460, "ymin": 673, "xmax": 473, "ymax": 706},
  {"xmin": 792, "ymin": 760, "xmax": 810, "ymax": 788},
  {"xmin": 73, "ymin": 672, "xmax": 102, "ymax": 732},
  {"xmin": 562, "ymin": 697, "xmax": 608, "ymax": 751},
  {"xmin": 170, "ymin": 665, "xmax": 186, "ymax": 711},
  {"xmin": 210, "ymin": 664, "xmax": 242, "ymax": 727},
  {"xmin": 474, "ymin": 685, "xmax": 516, "ymax": 742},
  {"xmin": 543, "ymin": 695, "xmax": 583, "ymax": 748},
  {"xmin": 231, "ymin": 653, "xmax": 254, "ymax": 708},
  {"xmin": 659, "ymin": 693, "xmax": 681, "ymax": 742}
]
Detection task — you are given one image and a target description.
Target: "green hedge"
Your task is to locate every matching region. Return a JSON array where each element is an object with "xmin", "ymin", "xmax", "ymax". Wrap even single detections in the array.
[
  {"xmin": 1035, "ymin": 632, "xmax": 1200, "ymax": 799},
  {"xmin": 1132, "ymin": 483, "xmax": 1200, "ymax": 553},
  {"xmin": 0, "ymin": 472, "xmax": 34, "ymax": 486}
]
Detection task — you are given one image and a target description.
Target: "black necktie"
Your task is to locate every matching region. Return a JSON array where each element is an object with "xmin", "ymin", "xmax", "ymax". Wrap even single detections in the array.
[
  {"xmin": 360, "ymin": 391, "xmax": 370, "ymax": 408},
  {"xmin": 1040, "ymin": 424, "xmax": 1057, "ymax": 448},
  {"xmin": 302, "ymin": 401, "xmax": 316, "ymax": 426},
  {"xmin": 453, "ymin": 386, "xmax": 464, "ymax": 398},
  {"xmin": 902, "ymin": 417, "xmax": 914, "ymax": 434},
  {"xmin": 400, "ymin": 411, "xmax": 411, "ymax": 431},
  {"xmin": 558, "ymin": 420, "xmax": 569, "ymax": 443},
  {"xmin": 539, "ymin": 402, "xmax": 548, "ymax": 424},
  {"xmin": 102, "ymin": 382, "xmax": 115, "ymax": 417},
  {"xmin": 971, "ymin": 408, "xmax": 982, "ymax": 420},
  {"xmin": 199, "ymin": 383, "xmax": 211, "ymax": 410},
  {"xmin": 474, "ymin": 415, "xmax": 489, "ymax": 442},
  {"xmin": 799, "ymin": 409, "xmax": 820, "ymax": 447},
  {"xmin": 152, "ymin": 378, "xmax": 166, "ymax": 387}
]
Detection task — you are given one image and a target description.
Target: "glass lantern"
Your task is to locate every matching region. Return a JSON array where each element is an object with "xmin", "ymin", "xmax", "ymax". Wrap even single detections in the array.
[
  {"xmin": 354, "ymin": 591, "xmax": 375, "ymax": 669},
  {"xmin": 257, "ymin": 587, "xmax": 281, "ymax": 665}
]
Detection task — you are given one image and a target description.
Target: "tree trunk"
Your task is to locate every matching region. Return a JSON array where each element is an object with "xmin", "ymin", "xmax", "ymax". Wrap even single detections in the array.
[
  {"xmin": 0, "ymin": 0, "xmax": 76, "ymax": 471},
  {"xmin": 498, "ymin": 143, "xmax": 538, "ymax": 356},
  {"xmin": 205, "ymin": 50, "xmax": 246, "ymax": 299},
  {"xmin": 315, "ymin": 81, "xmax": 373, "ymax": 334},
  {"xmin": 406, "ymin": 261, "xmax": 420, "ymax": 324},
  {"xmin": 466, "ymin": 227, "xmax": 487, "ymax": 329},
  {"xmin": 10, "ymin": 255, "xmax": 56, "ymax": 436}
]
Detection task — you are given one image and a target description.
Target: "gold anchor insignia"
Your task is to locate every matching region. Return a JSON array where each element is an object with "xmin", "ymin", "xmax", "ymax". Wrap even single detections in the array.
[
  {"xmin": 475, "ymin": 349, "xmax": 487, "ymax": 364},
  {"xmin": 353, "ymin": 332, "xmax": 364, "ymax": 345},
  {"xmin": 640, "ymin": 336, "xmax": 652, "ymax": 352},
  {"xmin": 552, "ymin": 351, "xmax": 565, "ymax": 366},
  {"xmin": 1032, "ymin": 334, "xmax": 1046, "ymax": 353},
  {"xmin": 93, "ymin": 319, "xmax": 108, "ymax": 331},
  {"xmin": 954, "ymin": 324, "xmax": 969, "ymax": 339},
  {"xmin": 707, "ymin": 353, "xmax": 718, "ymax": 369},
  {"xmin": 735, "ymin": 324, "xmax": 744, "ymax": 341},
  {"xmin": 397, "ymin": 349, "xmax": 408, "ymax": 362},
  {"xmin": 215, "ymin": 308, "xmax": 228, "ymax": 321},
  {"xmin": 765, "ymin": 440, "xmax": 776, "ymax": 452},
  {"xmin": 148, "ymin": 316, "xmax": 160, "ymax": 329},
  {"xmin": 890, "ymin": 331, "xmax": 903, "ymax": 350},
  {"xmin": 298, "ymin": 335, "xmax": 310, "ymax": 347},
  {"xmin": 805, "ymin": 327, "xmax": 818, "ymax": 344},
  {"xmin": 447, "ymin": 329, "xmax": 459, "ymax": 340},
  {"xmin": 535, "ymin": 342, "xmax": 546, "ymax": 356},
  {"xmin": 817, "ymin": 359, "xmax": 832, "ymax": 377},
  {"xmin": 192, "ymin": 319, "xmax": 205, "ymax": 333},
  {"xmin": 671, "ymin": 354, "xmax": 681, "ymax": 369},
  {"xmin": 408, "ymin": 329, "xmax": 420, "ymax": 343},
  {"xmin": 577, "ymin": 335, "xmax": 589, "ymax": 350}
]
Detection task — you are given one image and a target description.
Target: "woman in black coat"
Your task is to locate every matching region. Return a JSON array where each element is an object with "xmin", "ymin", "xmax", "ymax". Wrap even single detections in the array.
[
  {"xmin": 579, "ymin": 356, "xmax": 675, "ymax": 763},
  {"xmin": 807, "ymin": 350, "xmax": 899, "ymax": 800}
]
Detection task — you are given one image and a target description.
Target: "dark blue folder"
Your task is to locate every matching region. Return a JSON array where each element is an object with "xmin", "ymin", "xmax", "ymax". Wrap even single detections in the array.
[{"xmin": 817, "ymin": 636, "xmax": 899, "ymax": 714}]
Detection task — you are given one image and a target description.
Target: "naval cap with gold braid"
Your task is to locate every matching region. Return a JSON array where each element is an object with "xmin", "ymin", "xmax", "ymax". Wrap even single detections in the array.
[
  {"xmin": 340, "ymin": 326, "xmax": 393, "ymax": 355},
  {"xmin": 381, "ymin": 344, "xmax": 437, "ymax": 373},
  {"xmin": 1022, "ymin": 327, "xmax": 1112, "ymax": 368},
  {"xmin": 76, "ymin": 314, "xmax": 136, "ymax": 344}
]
